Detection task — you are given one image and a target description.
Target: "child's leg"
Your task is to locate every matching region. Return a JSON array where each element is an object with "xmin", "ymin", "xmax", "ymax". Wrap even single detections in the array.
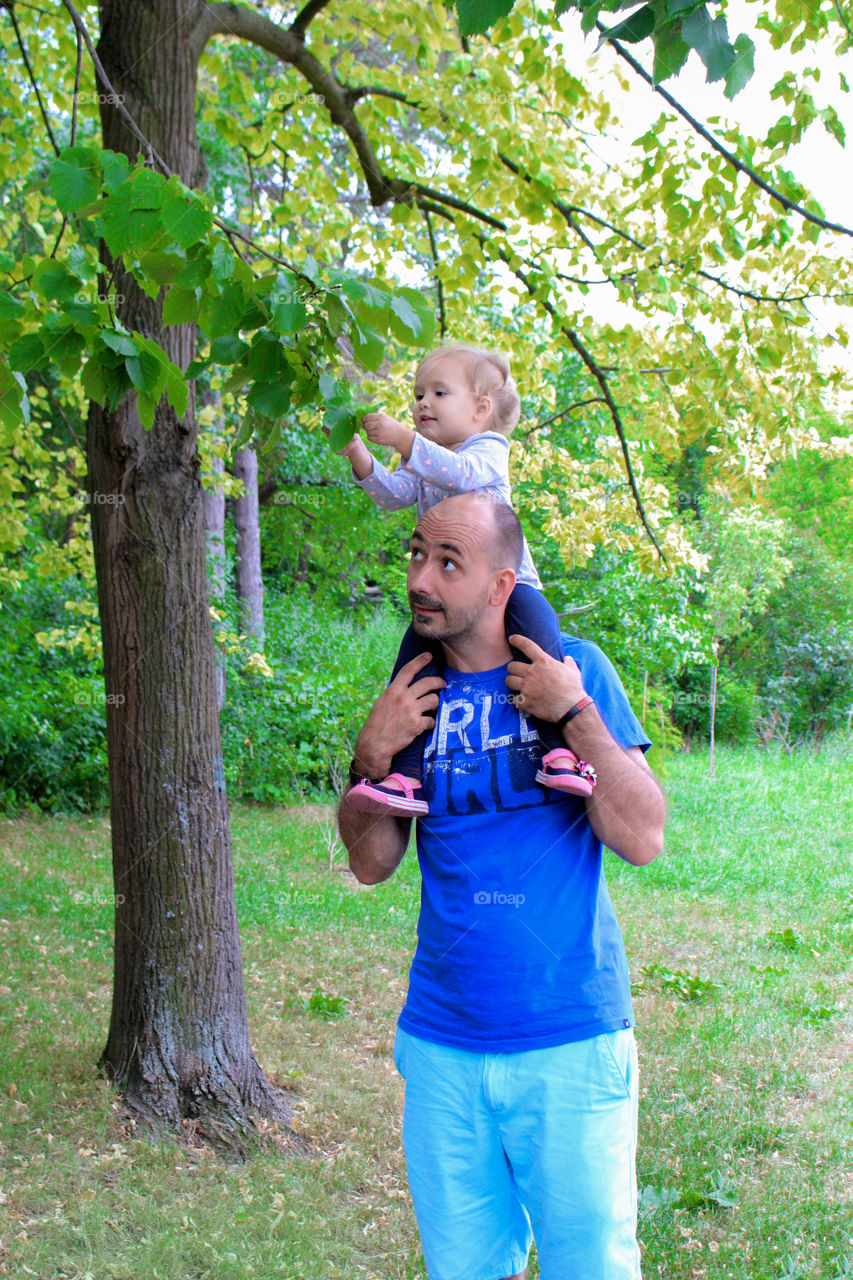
[
  {"xmin": 505, "ymin": 585, "xmax": 597, "ymax": 798},
  {"xmin": 504, "ymin": 585, "xmax": 566, "ymax": 754},
  {"xmin": 388, "ymin": 625, "xmax": 443, "ymax": 781}
]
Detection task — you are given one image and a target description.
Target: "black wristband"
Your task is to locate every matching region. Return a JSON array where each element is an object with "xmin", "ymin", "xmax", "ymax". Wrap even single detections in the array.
[{"xmin": 555, "ymin": 695, "xmax": 594, "ymax": 731}]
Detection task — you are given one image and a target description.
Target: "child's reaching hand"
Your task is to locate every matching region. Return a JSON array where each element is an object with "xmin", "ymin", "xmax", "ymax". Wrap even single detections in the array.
[{"xmin": 362, "ymin": 412, "xmax": 415, "ymax": 459}]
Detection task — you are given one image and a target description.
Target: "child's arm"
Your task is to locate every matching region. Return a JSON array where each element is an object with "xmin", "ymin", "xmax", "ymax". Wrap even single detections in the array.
[
  {"xmin": 335, "ymin": 433, "xmax": 374, "ymax": 481},
  {"xmin": 405, "ymin": 433, "xmax": 509, "ymax": 492},
  {"xmin": 336, "ymin": 423, "xmax": 420, "ymax": 511}
]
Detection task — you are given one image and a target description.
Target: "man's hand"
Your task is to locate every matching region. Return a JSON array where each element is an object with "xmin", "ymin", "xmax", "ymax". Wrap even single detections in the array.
[
  {"xmin": 504, "ymin": 634, "xmax": 586, "ymax": 723},
  {"xmin": 351, "ymin": 652, "xmax": 446, "ymax": 781},
  {"xmin": 362, "ymin": 412, "xmax": 415, "ymax": 459}
]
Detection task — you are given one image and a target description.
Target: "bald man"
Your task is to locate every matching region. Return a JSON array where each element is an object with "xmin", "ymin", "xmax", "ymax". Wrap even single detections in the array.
[{"xmin": 339, "ymin": 493, "xmax": 665, "ymax": 1280}]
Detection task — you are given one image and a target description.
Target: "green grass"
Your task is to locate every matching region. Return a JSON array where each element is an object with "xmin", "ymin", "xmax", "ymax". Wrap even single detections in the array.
[{"xmin": 1, "ymin": 743, "xmax": 851, "ymax": 1279}]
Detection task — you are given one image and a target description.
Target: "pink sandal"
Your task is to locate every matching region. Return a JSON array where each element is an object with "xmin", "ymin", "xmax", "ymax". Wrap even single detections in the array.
[
  {"xmin": 345, "ymin": 773, "xmax": 429, "ymax": 817},
  {"xmin": 536, "ymin": 749, "xmax": 597, "ymax": 798}
]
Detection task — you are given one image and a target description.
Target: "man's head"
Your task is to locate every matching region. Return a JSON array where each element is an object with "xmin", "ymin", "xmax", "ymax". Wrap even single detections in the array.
[{"xmin": 407, "ymin": 495, "xmax": 523, "ymax": 660}]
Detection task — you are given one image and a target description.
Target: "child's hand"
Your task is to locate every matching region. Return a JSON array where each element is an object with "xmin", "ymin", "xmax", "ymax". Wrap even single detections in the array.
[{"xmin": 362, "ymin": 413, "xmax": 415, "ymax": 459}]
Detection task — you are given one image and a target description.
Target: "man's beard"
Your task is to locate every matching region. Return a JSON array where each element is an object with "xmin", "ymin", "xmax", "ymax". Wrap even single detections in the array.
[{"xmin": 409, "ymin": 587, "xmax": 490, "ymax": 645}]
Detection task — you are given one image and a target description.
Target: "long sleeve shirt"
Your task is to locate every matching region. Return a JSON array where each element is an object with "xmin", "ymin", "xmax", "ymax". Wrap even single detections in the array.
[{"xmin": 354, "ymin": 432, "xmax": 541, "ymax": 588}]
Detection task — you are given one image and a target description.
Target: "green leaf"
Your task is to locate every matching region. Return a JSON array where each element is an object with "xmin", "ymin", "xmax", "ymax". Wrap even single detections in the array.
[
  {"xmin": 129, "ymin": 166, "xmax": 166, "ymax": 210},
  {"xmin": 653, "ymin": 23, "xmax": 690, "ymax": 83},
  {"xmin": 246, "ymin": 379, "xmax": 292, "ymax": 420},
  {"xmin": 723, "ymin": 33, "xmax": 755, "ymax": 99},
  {"xmin": 454, "ymin": 0, "xmax": 514, "ymax": 36},
  {"xmin": 598, "ymin": 4, "xmax": 655, "ymax": 45},
  {"xmin": 681, "ymin": 8, "xmax": 736, "ymax": 83},
  {"xmin": 81, "ymin": 354, "xmax": 109, "ymax": 405},
  {"xmin": 389, "ymin": 295, "xmax": 422, "ymax": 338},
  {"xmin": 160, "ymin": 188, "xmax": 212, "ymax": 250},
  {"xmin": 101, "ymin": 149, "xmax": 130, "ymax": 192},
  {"xmin": 32, "ymin": 260, "xmax": 81, "ymax": 305},
  {"xmin": 138, "ymin": 251, "xmax": 186, "ymax": 285},
  {"xmin": 162, "ymin": 287, "xmax": 199, "ymax": 327},
  {"xmin": 49, "ymin": 146, "xmax": 102, "ymax": 214},
  {"xmin": 9, "ymin": 333, "xmax": 46, "ymax": 372},
  {"xmin": 318, "ymin": 371, "xmax": 338, "ymax": 403},
  {"xmin": 328, "ymin": 408, "xmax": 363, "ymax": 451},
  {"xmin": 351, "ymin": 324, "xmax": 386, "ymax": 372},
  {"xmin": 272, "ymin": 298, "xmax": 308, "ymax": 331},
  {"xmin": 102, "ymin": 329, "xmax": 138, "ymax": 357},
  {"xmin": 164, "ymin": 364, "xmax": 189, "ymax": 420},
  {"xmin": 209, "ymin": 335, "xmax": 249, "ymax": 364}
]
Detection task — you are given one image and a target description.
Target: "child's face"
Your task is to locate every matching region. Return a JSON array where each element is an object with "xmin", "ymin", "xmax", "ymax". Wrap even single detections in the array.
[{"xmin": 411, "ymin": 358, "xmax": 492, "ymax": 449}]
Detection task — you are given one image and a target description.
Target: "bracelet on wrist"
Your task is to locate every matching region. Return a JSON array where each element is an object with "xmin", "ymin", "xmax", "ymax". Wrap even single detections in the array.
[
  {"xmin": 555, "ymin": 695, "xmax": 594, "ymax": 731},
  {"xmin": 349, "ymin": 760, "xmax": 371, "ymax": 788}
]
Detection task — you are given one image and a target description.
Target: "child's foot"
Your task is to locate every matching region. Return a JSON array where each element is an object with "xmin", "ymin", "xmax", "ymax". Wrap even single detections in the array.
[
  {"xmin": 345, "ymin": 773, "xmax": 429, "ymax": 817},
  {"xmin": 536, "ymin": 748, "xmax": 597, "ymax": 798}
]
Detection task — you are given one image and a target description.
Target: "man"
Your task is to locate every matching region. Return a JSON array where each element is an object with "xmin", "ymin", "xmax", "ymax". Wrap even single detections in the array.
[{"xmin": 338, "ymin": 493, "xmax": 665, "ymax": 1280}]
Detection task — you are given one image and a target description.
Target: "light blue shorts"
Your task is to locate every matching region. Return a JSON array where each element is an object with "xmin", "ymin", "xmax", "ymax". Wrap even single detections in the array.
[{"xmin": 393, "ymin": 1025, "xmax": 641, "ymax": 1280}]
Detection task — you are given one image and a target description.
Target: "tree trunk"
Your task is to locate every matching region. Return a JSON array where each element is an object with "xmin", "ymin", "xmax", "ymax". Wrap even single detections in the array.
[
  {"xmin": 233, "ymin": 447, "xmax": 265, "ymax": 648},
  {"xmin": 203, "ymin": 390, "xmax": 227, "ymax": 712},
  {"xmin": 89, "ymin": 0, "xmax": 288, "ymax": 1141}
]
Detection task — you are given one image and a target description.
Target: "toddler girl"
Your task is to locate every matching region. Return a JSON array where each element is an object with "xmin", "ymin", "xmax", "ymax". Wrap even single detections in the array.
[{"xmin": 337, "ymin": 344, "xmax": 596, "ymax": 817}]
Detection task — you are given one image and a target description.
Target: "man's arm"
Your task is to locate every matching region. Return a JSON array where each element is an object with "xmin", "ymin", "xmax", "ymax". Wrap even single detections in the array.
[
  {"xmin": 338, "ymin": 653, "xmax": 445, "ymax": 884},
  {"xmin": 505, "ymin": 636, "xmax": 665, "ymax": 867}
]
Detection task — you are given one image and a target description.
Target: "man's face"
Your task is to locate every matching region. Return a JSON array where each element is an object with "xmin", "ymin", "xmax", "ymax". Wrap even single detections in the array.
[
  {"xmin": 406, "ymin": 501, "xmax": 498, "ymax": 646},
  {"xmin": 410, "ymin": 358, "xmax": 490, "ymax": 450}
]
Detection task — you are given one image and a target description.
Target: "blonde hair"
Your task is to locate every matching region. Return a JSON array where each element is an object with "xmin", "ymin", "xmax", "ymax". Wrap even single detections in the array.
[{"xmin": 414, "ymin": 344, "xmax": 520, "ymax": 436}]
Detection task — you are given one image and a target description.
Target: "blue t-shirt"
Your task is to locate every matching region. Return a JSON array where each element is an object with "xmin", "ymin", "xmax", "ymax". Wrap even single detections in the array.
[{"xmin": 397, "ymin": 636, "xmax": 651, "ymax": 1053}]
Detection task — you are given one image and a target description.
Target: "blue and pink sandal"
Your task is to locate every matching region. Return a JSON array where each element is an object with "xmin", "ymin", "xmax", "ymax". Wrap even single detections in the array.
[
  {"xmin": 345, "ymin": 773, "xmax": 429, "ymax": 817},
  {"xmin": 535, "ymin": 748, "xmax": 597, "ymax": 798}
]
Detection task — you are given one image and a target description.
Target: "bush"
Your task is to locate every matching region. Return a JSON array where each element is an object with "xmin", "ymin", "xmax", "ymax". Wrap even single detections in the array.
[
  {"xmin": 0, "ymin": 579, "xmax": 108, "ymax": 812},
  {"xmin": 671, "ymin": 667, "xmax": 758, "ymax": 748},
  {"xmin": 219, "ymin": 588, "xmax": 405, "ymax": 803}
]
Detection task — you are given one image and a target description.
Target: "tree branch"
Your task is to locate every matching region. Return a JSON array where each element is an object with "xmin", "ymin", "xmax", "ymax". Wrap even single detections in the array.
[
  {"xmin": 522, "ymin": 398, "xmax": 607, "ymax": 437},
  {"xmin": 5, "ymin": 5, "xmax": 60, "ymax": 155},
  {"xmin": 423, "ymin": 207, "xmax": 447, "ymax": 338},
  {"xmin": 195, "ymin": 3, "xmax": 403, "ymax": 207},
  {"xmin": 503, "ymin": 251, "xmax": 665, "ymax": 561},
  {"xmin": 600, "ymin": 22, "xmax": 853, "ymax": 240},
  {"xmin": 290, "ymin": 0, "xmax": 333, "ymax": 38}
]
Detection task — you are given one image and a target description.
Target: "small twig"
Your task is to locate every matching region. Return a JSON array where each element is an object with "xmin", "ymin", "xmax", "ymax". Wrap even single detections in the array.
[
  {"xmin": 834, "ymin": 0, "xmax": 853, "ymax": 43},
  {"xmin": 290, "ymin": 0, "xmax": 333, "ymax": 39},
  {"xmin": 522, "ymin": 398, "xmax": 606, "ymax": 437},
  {"xmin": 423, "ymin": 207, "xmax": 446, "ymax": 338},
  {"xmin": 6, "ymin": 4, "xmax": 60, "ymax": 155},
  {"xmin": 60, "ymin": 0, "xmax": 172, "ymax": 175}
]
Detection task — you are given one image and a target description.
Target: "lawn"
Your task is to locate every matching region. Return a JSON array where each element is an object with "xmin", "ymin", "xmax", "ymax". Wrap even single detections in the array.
[{"xmin": 1, "ymin": 742, "xmax": 851, "ymax": 1280}]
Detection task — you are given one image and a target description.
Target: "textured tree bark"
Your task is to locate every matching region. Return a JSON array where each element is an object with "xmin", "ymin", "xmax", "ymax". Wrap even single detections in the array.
[
  {"xmin": 233, "ymin": 447, "xmax": 265, "ymax": 649},
  {"xmin": 89, "ymin": 0, "xmax": 288, "ymax": 1141}
]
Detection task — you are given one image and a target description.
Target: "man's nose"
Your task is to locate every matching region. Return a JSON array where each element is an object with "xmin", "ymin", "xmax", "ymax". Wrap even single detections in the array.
[{"xmin": 408, "ymin": 557, "xmax": 434, "ymax": 594}]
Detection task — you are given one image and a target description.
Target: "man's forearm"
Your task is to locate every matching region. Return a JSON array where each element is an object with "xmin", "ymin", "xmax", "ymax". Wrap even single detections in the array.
[
  {"xmin": 338, "ymin": 802, "xmax": 411, "ymax": 884},
  {"xmin": 564, "ymin": 707, "xmax": 665, "ymax": 866}
]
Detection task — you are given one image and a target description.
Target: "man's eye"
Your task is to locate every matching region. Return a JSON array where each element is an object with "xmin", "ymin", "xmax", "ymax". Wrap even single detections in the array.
[
  {"xmin": 410, "ymin": 547, "xmax": 423, "ymax": 560},
  {"xmin": 442, "ymin": 557, "xmax": 457, "ymax": 571}
]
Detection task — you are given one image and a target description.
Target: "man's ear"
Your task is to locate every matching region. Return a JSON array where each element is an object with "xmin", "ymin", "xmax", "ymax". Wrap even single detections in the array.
[{"xmin": 489, "ymin": 566, "xmax": 516, "ymax": 608}]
